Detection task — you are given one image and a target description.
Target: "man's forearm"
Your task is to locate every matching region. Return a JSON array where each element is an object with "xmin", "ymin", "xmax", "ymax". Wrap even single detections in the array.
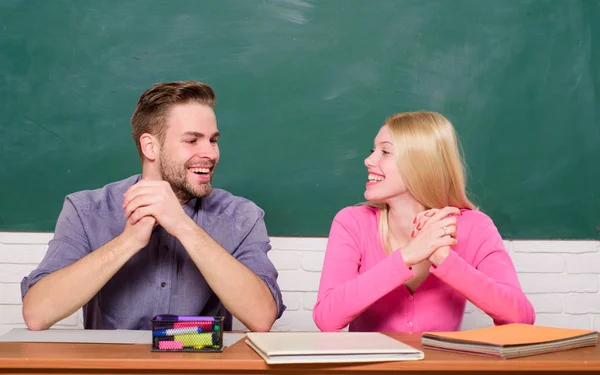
[
  {"xmin": 175, "ymin": 218, "xmax": 277, "ymax": 332},
  {"xmin": 22, "ymin": 235, "xmax": 139, "ymax": 331}
]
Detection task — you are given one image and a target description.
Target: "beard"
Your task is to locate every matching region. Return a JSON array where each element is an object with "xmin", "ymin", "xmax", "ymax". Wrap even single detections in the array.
[{"xmin": 159, "ymin": 154, "xmax": 214, "ymax": 201}]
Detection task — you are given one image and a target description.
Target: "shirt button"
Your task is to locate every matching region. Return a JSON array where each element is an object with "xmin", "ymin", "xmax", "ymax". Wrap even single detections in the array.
[
  {"xmin": 408, "ymin": 295, "xmax": 414, "ymax": 301},
  {"xmin": 160, "ymin": 282, "xmax": 167, "ymax": 288},
  {"xmin": 407, "ymin": 321, "xmax": 413, "ymax": 327}
]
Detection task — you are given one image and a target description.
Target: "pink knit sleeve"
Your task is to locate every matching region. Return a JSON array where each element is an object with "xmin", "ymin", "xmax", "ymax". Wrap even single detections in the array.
[
  {"xmin": 312, "ymin": 208, "xmax": 414, "ymax": 332},
  {"xmin": 430, "ymin": 213, "xmax": 535, "ymax": 325}
]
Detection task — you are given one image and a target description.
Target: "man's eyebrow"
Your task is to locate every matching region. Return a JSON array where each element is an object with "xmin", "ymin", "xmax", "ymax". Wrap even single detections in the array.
[
  {"xmin": 181, "ymin": 131, "xmax": 204, "ymax": 138},
  {"xmin": 181, "ymin": 131, "xmax": 220, "ymax": 138}
]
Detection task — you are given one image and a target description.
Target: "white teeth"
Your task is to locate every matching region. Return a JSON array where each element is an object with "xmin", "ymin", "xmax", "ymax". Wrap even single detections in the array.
[
  {"xmin": 368, "ymin": 174, "xmax": 384, "ymax": 182},
  {"xmin": 190, "ymin": 167, "xmax": 210, "ymax": 173}
]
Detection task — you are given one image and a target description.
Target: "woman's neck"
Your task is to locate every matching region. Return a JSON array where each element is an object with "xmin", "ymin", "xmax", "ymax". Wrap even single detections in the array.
[{"xmin": 386, "ymin": 194, "xmax": 426, "ymax": 246}]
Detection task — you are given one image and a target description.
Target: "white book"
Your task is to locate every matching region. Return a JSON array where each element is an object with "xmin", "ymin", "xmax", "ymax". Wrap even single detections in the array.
[
  {"xmin": 246, "ymin": 332, "xmax": 424, "ymax": 364},
  {"xmin": 0, "ymin": 328, "xmax": 151, "ymax": 344}
]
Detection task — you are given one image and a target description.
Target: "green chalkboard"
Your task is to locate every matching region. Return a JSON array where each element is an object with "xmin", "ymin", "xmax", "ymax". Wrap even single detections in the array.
[{"xmin": 1, "ymin": 0, "xmax": 598, "ymax": 239}]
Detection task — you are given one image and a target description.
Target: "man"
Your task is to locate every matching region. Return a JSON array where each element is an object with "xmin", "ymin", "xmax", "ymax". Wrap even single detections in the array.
[{"xmin": 21, "ymin": 81, "xmax": 284, "ymax": 331}]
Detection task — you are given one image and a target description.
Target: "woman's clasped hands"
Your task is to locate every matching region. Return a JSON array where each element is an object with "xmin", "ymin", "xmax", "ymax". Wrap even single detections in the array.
[{"xmin": 401, "ymin": 206, "xmax": 461, "ymax": 267}]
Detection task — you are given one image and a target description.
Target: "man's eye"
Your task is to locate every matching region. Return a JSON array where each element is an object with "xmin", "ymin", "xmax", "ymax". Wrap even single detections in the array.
[
  {"xmin": 382, "ymin": 150, "xmax": 390, "ymax": 155},
  {"xmin": 369, "ymin": 149, "xmax": 375, "ymax": 154},
  {"xmin": 184, "ymin": 139, "xmax": 196, "ymax": 144},
  {"xmin": 210, "ymin": 139, "xmax": 219, "ymax": 144}
]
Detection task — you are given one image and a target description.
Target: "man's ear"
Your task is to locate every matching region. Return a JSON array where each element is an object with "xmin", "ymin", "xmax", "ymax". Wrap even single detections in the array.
[{"xmin": 140, "ymin": 133, "xmax": 159, "ymax": 161}]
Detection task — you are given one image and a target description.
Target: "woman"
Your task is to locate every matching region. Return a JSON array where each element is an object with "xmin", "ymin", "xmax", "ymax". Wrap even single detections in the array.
[{"xmin": 313, "ymin": 111, "xmax": 534, "ymax": 332}]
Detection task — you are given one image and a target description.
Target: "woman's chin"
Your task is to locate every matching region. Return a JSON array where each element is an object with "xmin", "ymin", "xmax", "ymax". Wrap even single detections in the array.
[{"xmin": 364, "ymin": 191, "xmax": 382, "ymax": 202}]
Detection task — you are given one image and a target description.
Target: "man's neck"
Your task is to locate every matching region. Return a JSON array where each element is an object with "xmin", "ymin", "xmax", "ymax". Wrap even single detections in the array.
[{"xmin": 140, "ymin": 168, "xmax": 162, "ymax": 181}]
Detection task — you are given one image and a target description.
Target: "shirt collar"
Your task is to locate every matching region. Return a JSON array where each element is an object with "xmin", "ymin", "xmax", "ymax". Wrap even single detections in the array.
[{"xmin": 182, "ymin": 198, "xmax": 199, "ymax": 217}]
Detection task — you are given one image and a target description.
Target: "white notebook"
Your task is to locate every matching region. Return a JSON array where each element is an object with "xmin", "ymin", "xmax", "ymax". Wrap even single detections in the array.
[{"xmin": 245, "ymin": 332, "xmax": 424, "ymax": 364}]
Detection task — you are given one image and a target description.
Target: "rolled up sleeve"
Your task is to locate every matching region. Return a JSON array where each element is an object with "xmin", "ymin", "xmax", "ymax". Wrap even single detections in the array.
[
  {"xmin": 231, "ymin": 205, "xmax": 285, "ymax": 319},
  {"xmin": 21, "ymin": 196, "xmax": 91, "ymax": 299}
]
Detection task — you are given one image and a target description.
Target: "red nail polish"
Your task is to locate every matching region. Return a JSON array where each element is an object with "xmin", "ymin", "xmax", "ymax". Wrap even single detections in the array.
[
  {"xmin": 413, "ymin": 217, "xmax": 416, "ymax": 224},
  {"xmin": 417, "ymin": 222, "xmax": 422, "ymax": 230},
  {"xmin": 411, "ymin": 230, "xmax": 415, "ymax": 238}
]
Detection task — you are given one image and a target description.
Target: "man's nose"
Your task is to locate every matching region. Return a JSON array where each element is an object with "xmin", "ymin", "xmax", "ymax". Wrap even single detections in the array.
[{"xmin": 197, "ymin": 142, "xmax": 218, "ymax": 159}]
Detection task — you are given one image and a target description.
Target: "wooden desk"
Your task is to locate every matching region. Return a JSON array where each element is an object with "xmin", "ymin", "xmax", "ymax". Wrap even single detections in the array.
[{"xmin": 1, "ymin": 333, "xmax": 599, "ymax": 375}]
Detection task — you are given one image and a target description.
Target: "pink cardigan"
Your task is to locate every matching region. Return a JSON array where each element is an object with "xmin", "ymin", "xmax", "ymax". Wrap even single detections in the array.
[{"xmin": 313, "ymin": 206, "xmax": 535, "ymax": 332}]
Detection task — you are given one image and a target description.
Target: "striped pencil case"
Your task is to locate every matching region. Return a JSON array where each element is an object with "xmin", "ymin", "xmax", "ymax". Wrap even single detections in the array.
[{"xmin": 151, "ymin": 314, "xmax": 224, "ymax": 352}]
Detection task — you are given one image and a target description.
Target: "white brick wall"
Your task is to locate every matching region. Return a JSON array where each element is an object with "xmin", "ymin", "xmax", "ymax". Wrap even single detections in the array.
[
  {"xmin": 1, "ymin": 233, "xmax": 599, "ymax": 335},
  {"xmin": 0, "ymin": 232, "xmax": 83, "ymax": 335}
]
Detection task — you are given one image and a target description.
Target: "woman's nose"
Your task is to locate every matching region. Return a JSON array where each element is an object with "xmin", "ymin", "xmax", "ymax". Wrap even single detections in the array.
[{"xmin": 364, "ymin": 153, "xmax": 376, "ymax": 168}]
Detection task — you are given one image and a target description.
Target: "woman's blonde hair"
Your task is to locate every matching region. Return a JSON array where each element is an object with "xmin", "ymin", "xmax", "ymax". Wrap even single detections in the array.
[{"xmin": 368, "ymin": 111, "xmax": 476, "ymax": 254}]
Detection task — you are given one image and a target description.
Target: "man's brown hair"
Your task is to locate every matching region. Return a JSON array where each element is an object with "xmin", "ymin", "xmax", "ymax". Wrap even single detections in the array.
[{"xmin": 130, "ymin": 80, "xmax": 216, "ymax": 159}]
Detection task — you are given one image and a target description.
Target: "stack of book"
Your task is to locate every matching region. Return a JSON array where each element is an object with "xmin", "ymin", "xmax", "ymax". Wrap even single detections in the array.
[
  {"xmin": 246, "ymin": 332, "xmax": 424, "ymax": 364},
  {"xmin": 422, "ymin": 323, "xmax": 598, "ymax": 359}
]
